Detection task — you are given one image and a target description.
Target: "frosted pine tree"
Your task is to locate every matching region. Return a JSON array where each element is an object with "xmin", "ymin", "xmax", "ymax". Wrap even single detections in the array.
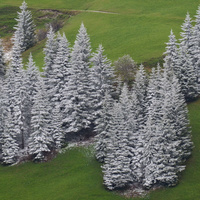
[
  {"xmin": 52, "ymin": 104, "xmax": 64, "ymax": 149},
  {"xmin": 133, "ymin": 64, "xmax": 148, "ymax": 117},
  {"xmin": 179, "ymin": 12, "xmax": 193, "ymax": 50},
  {"xmin": 12, "ymin": 1, "xmax": 36, "ymax": 52},
  {"xmin": 28, "ymin": 76, "xmax": 52, "ymax": 161},
  {"xmin": 142, "ymin": 115, "xmax": 180, "ymax": 188},
  {"xmin": 142, "ymin": 65, "xmax": 192, "ymax": 188},
  {"xmin": 48, "ymin": 33, "xmax": 71, "ymax": 111},
  {"xmin": 177, "ymin": 12, "xmax": 198, "ymax": 100},
  {"xmin": 9, "ymin": 40, "xmax": 26, "ymax": 149},
  {"xmin": 90, "ymin": 44, "xmax": 115, "ymax": 121},
  {"xmin": 2, "ymin": 108, "xmax": 19, "ymax": 165},
  {"xmin": 43, "ymin": 26, "xmax": 57, "ymax": 78},
  {"xmin": 176, "ymin": 46, "xmax": 198, "ymax": 101},
  {"xmin": 54, "ymin": 33, "xmax": 71, "ymax": 89},
  {"xmin": 170, "ymin": 74, "xmax": 193, "ymax": 161},
  {"xmin": 22, "ymin": 53, "xmax": 40, "ymax": 143},
  {"xmin": 163, "ymin": 30, "xmax": 179, "ymax": 73},
  {"xmin": 95, "ymin": 91, "xmax": 114, "ymax": 162},
  {"xmin": 102, "ymin": 102, "xmax": 132, "ymax": 190},
  {"xmin": 62, "ymin": 23, "xmax": 93, "ymax": 133},
  {"xmin": 193, "ymin": 6, "xmax": 200, "ymax": 91}
]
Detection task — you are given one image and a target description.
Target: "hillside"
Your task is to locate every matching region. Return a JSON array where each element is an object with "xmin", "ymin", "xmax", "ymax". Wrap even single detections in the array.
[
  {"xmin": 1, "ymin": 1, "xmax": 200, "ymax": 200},
  {"xmin": 1, "ymin": 0, "xmax": 200, "ymax": 67}
]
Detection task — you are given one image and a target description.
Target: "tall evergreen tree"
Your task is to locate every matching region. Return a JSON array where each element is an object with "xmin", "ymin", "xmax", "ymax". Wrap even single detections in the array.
[
  {"xmin": 12, "ymin": 1, "xmax": 36, "ymax": 52},
  {"xmin": 176, "ymin": 46, "xmax": 198, "ymax": 101},
  {"xmin": 51, "ymin": 104, "xmax": 64, "ymax": 149},
  {"xmin": 102, "ymin": 102, "xmax": 132, "ymax": 190},
  {"xmin": 133, "ymin": 64, "xmax": 148, "ymax": 117},
  {"xmin": 142, "ymin": 65, "xmax": 192, "ymax": 188},
  {"xmin": 2, "ymin": 108, "xmax": 19, "ymax": 165},
  {"xmin": 192, "ymin": 6, "xmax": 200, "ymax": 91},
  {"xmin": 28, "ymin": 76, "xmax": 52, "ymax": 161},
  {"xmin": 163, "ymin": 30, "xmax": 179, "ymax": 73},
  {"xmin": 48, "ymin": 33, "xmax": 71, "ymax": 108},
  {"xmin": 176, "ymin": 12, "xmax": 199, "ymax": 101},
  {"xmin": 62, "ymin": 23, "xmax": 93, "ymax": 134},
  {"xmin": 95, "ymin": 91, "xmax": 114, "ymax": 162},
  {"xmin": 43, "ymin": 26, "xmax": 57, "ymax": 78},
  {"xmin": 90, "ymin": 44, "xmax": 115, "ymax": 122},
  {"xmin": 9, "ymin": 40, "xmax": 25, "ymax": 149},
  {"xmin": 22, "ymin": 53, "xmax": 40, "ymax": 143},
  {"xmin": 54, "ymin": 32, "xmax": 71, "ymax": 88}
]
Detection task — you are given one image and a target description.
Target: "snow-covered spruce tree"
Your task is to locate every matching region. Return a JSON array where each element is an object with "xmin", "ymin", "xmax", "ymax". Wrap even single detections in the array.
[
  {"xmin": 43, "ymin": 25, "xmax": 57, "ymax": 78},
  {"xmin": 129, "ymin": 90, "xmax": 144, "ymax": 184},
  {"xmin": 133, "ymin": 64, "xmax": 148, "ymax": 117},
  {"xmin": 169, "ymin": 73, "xmax": 193, "ymax": 162},
  {"xmin": 141, "ymin": 66, "xmax": 166, "ymax": 188},
  {"xmin": 9, "ymin": 40, "xmax": 26, "ymax": 149},
  {"xmin": 142, "ymin": 79, "xmax": 179, "ymax": 188},
  {"xmin": 179, "ymin": 12, "xmax": 193, "ymax": 51},
  {"xmin": 12, "ymin": 1, "xmax": 36, "ymax": 52},
  {"xmin": 0, "ymin": 38, "xmax": 6, "ymax": 77},
  {"xmin": 28, "ymin": 75, "xmax": 52, "ymax": 161},
  {"xmin": 1, "ymin": 66, "xmax": 22, "ymax": 164},
  {"xmin": 102, "ymin": 102, "xmax": 132, "ymax": 190},
  {"xmin": 95, "ymin": 91, "xmax": 114, "ymax": 162},
  {"xmin": 142, "ymin": 115, "xmax": 181, "ymax": 188},
  {"xmin": 176, "ymin": 45, "xmax": 198, "ymax": 101},
  {"xmin": 2, "ymin": 108, "xmax": 19, "ymax": 165},
  {"xmin": 177, "ymin": 12, "xmax": 199, "ymax": 101},
  {"xmin": 146, "ymin": 64, "xmax": 162, "ymax": 108},
  {"xmin": 90, "ymin": 44, "xmax": 115, "ymax": 122},
  {"xmin": 54, "ymin": 32, "xmax": 71, "ymax": 88},
  {"xmin": 61, "ymin": 23, "xmax": 93, "ymax": 134},
  {"xmin": 128, "ymin": 66, "xmax": 148, "ymax": 184},
  {"xmin": 163, "ymin": 30, "xmax": 179, "ymax": 73},
  {"xmin": 48, "ymin": 32, "xmax": 71, "ymax": 108},
  {"xmin": 51, "ymin": 104, "xmax": 64, "ymax": 150},
  {"xmin": 22, "ymin": 53, "xmax": 40, "ymax": 143},
  {"xmin": 118, "ymin": 83, "xmax": 144, "ymax": 183},
  {"xmin": 142, "ymin": 65, "xmax": 192, "ymax": 189},
  {"xmin": 192, "ymin": 5, "xmax": 200, "ymax": 91}
]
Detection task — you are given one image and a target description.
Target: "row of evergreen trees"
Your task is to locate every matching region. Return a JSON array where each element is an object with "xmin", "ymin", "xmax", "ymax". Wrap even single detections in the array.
[
  {"xmin": 0, "ymin": 16, "xmax": 115, "ymax": 163},
  {"xmin": 93, "ymin": 7, "xmax": 200, "ymax": 190},
  {"xmin": 95, "ymin": 64, "xmax": 192, "ymax": 190},
  {"xmin": 163, "ymin": 6, "xmax": 200, "ymax": 102}
]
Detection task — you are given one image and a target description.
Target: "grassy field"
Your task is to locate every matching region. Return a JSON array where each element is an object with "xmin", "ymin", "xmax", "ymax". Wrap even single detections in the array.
[
  {"xmin": 1, "ymin": 0, "xmax": 200, "ymax": 68},
  {"xmin": 1, "ymin": 1, "xmax": 200, "ymax": 199},
  {"xmin": 0, "ymin": 147, "xmax": 134, "ymax": 200}
]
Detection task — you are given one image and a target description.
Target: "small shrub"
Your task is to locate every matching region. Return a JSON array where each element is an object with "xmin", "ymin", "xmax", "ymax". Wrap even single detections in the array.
[{"xmin": 114, "ymin": 55, "xmax": 137, "ymax": 84}]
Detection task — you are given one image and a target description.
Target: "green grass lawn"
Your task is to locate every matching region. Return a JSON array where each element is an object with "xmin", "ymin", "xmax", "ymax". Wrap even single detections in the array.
[
  {"xmin": 0, "ymin": 147, "xmax": 134, "ymax": 200},
  {"xmin": 1, "ymin": 0, "xmax": 200, "ymax": 68}
]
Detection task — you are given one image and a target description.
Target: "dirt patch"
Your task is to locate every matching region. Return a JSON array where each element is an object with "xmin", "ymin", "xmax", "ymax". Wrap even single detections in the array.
[{"xmin": 38, "ymin": 9, "xmax": 79, "ymax": 18}]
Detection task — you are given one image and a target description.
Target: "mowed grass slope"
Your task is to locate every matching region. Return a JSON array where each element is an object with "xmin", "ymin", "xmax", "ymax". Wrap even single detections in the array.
[
  {"xmin": 0, "ymin": 147, "xmax": 134, "ymax": 200},
  {"xmin": 1, "ymin": 0, "xmax": 200, "ymax": 67}
]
